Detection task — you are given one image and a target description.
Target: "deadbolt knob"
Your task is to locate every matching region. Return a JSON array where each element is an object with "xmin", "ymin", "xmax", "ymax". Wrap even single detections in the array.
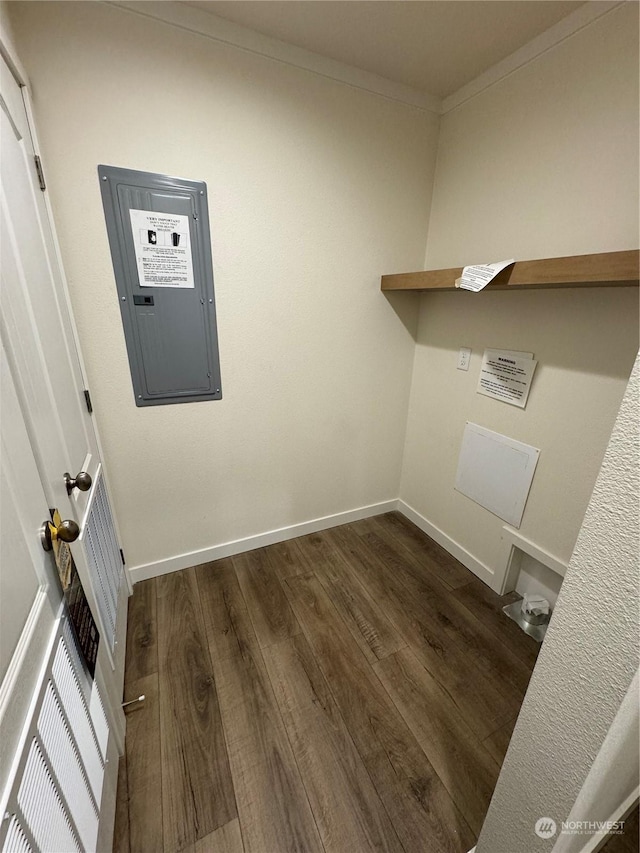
[
  {"xmin": 64, "ymin": 471, "xmax": 92, "ymax": 494},
  {"xmin": 56, "ymin": 519, "xmax": 80, "ymax": 543},
  {"xmin": 74, "ymin": 472, "xmax": 92, "ymax": 492}
]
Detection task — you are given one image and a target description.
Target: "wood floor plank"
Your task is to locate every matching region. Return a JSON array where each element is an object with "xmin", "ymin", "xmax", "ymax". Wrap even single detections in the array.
[
  {"xmin": 482, "ymin": 715, "xmax": 518, "ymax": 766},
  {"xmin": 374, "ymin": 647, "xmax": 500, "ymax": 836},
  {"xmin": 112, "ymin": 755, "xmax": 130, "ymax": 853},
  {"xmin": 373, "ymin": 512, "xmax": 471, "ymax": 589},
  {"xmin": 196, "ymin": 819, "xmax": 244, "ymax": 853},
  {"xmin": 157, "ymin": 569, "xmax": 237, "ymax": 852},
  {"xmin": 123, "ymin": 674, "xmax": 163, "ymax": 853},
  {"xmin": 195, "ymin": 559, "xmax": 324, "ymax": 853},
  {"xmin": 125, "ymin": 577, "xmax": 157, "ymax": 686},
  {"xmin": 325, "ymin": 524, "xmax": 515, "ymax": 739},
  {"xmin": 233, "ymin": 548, "xmax": 301, "ymax": 649},
  {"xmin": 285, "ymin": 571, "xmax": 475, "ymax": 853},
  {"xmin": 265, "ymin": 539, "xmax": 308, "ymax": 580},
  {"xmin": 451, "ymin": 577, "xmax": 540, "ymax": 670},
  {"xmin": 358, "ymin": 520, "xmax": 533, "ymax": 700},
  {"xmin": 263, "ymin": 633, "xmax": 404, "ymax": 853},
  {"xmin": 180, "ymin": 819, "xmax": 245, "ymax": 853},
  {"xmin": 296, "ymin": 533, "xmax": 405, "ymax": 663},
  {"xmin": 192, "ymin": 558, "xmax": 254, "ymax": 664}
]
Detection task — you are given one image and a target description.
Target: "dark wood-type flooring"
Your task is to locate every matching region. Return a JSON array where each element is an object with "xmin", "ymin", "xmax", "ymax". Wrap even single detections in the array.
[
  {"xmin": 600, "ymin": 806, "xmax": 639, "ymax": 853},
  {"xmin": 113, "ymin": 512, "xmax": 543, "ymax": 853}
]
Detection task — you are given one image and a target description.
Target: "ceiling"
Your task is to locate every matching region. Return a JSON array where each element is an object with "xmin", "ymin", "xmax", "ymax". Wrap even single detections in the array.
[{"xmin": 188, "ymin": 1, "xmax": 585, "ymax": 98}]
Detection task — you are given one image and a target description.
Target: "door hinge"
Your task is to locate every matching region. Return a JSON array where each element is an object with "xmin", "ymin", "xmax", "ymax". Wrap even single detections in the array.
[
  {"xmin": 34, "ymin": 155, "xmax": 46, "ymax": 191},
  {"xmin": 83, "ymin": 389, "xmax": 93, "ymax": 414},
  {"xmin": 119, "ymin": 548, "xmax": 126, "ymax": 566}
]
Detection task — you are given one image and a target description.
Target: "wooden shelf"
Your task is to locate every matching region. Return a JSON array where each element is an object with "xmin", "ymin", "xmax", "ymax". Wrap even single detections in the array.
[{"xmin": 381, "ymin": 250, "xmax": 640, "ymax": 293}]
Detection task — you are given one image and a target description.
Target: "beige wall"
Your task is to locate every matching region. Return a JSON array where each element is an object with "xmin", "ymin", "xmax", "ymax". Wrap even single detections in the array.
[
  {"xmin": 401, "ymin": 3, "xmax": 639, "ymax": 581},
  {"xmin": 424, "ymin": 2, "xmax": 639, "ymax": 268},
  {"xmin": 9, "ymin": 2, "xmax": 438, "ymax": 570}
]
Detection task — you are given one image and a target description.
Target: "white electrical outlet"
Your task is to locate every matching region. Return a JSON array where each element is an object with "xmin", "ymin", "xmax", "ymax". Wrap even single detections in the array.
[{"xmin": 457, "ymin": 347, "xmax": 471, "ymax": 371}]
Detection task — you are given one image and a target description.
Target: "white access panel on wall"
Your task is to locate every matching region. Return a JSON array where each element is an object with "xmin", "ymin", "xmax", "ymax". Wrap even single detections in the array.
[{"xmin": 455, "ymin": 423, "xmax": 540, "ymax": 528}]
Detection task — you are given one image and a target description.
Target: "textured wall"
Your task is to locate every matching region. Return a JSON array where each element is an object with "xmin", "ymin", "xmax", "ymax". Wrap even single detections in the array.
[
  {"xmin": 400, "ymin": 3, "xmax": 639, "ymax": 578},
  {"xmin": 9, "ymin": 2, "xmax": 438, "ymax": 569},
  {"xmin": 476, "ymin": 353, "xmax": 640, "ymax": 851},
  {"xmin": 553, "ymin": 669, "xmax": 639, "ymax": 853}
]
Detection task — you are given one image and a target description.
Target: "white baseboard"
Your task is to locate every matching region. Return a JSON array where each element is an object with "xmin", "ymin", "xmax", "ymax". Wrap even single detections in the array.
[
  {"xmin": 129, "ymin": 499, "xmax": 399, "ymax": 583},
  {"xmin": 130, "ymin": 496, "xmax": 500, "ymax": 589},
  {"xmin": 397, "ymin": 500, "xmax": 496, "ymax": 589}
]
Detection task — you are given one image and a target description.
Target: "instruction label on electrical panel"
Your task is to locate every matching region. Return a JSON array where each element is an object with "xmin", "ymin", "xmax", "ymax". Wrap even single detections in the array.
[
  {"xmin": 477, "ymin": 349, "xmax": 537, "ymax": 408},
  {"xmin": 129, "ymin": 209, "xmax": 195, "ymax": 288},
  {"xmin": 457, "ymin": 259, "xmax": 515, "ymax": 291}
]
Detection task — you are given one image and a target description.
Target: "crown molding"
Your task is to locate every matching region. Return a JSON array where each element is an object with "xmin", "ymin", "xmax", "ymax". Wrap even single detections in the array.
[
  {"xmin": 441, "ymin": 1, "xmax": 626, "ymax": 115},
  {"xmin": 106, "ymin": 1, "xmax": 442, "ymax": 114},
  {"xmin": 105, "ymin": 1, "xmax": 626, "ymax": 119}
]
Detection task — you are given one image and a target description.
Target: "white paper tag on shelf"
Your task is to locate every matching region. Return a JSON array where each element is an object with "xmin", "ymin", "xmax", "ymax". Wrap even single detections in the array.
[{"xmin": 458, "ymin": 259, "xmax": 515, "ymax": 291}]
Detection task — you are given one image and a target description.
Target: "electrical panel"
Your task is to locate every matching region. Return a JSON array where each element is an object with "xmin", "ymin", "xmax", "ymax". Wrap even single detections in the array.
[{"xmin": 99, "ymin": 165, "xmax": 222, "ymax": 406}]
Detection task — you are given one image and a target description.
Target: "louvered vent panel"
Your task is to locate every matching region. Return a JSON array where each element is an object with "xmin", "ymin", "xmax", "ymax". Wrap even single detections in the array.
[
  {"xmin": 1, "ymin": 623, "xmax": 109, "ymax": 853},
  {"xmin": 89, "ymin": 684, "xmax": 109, "ymax": 760},
  {"xmin": 37, "ymin": 684, "xmax": 98, "ymax": 851},
  {"xmin": 16, "ymin": 740, "xmax": 80, "ymax": 853},
  {"xmin": 83, "ymin": 470, "xmax": 122, "ymax": 651},
  {"xmin": 51, "ymin": 639, "xmax": 104, "ymax": 801},
  {"xmin": 1, "ymin": 816, "xmax": 31, "ymax": 853},
  {"xmin": 60, "ymin": 617, "xmax": 107, "ymax": 761},
  {"xmin": 61, "ymin": 618, "xmax": 87, "ymax": 696}
]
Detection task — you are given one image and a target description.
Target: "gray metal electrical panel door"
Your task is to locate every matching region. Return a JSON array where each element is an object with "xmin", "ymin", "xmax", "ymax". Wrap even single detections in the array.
[{"xmin": 98, "ymin": 165, "xmax": 222, "ymax": 406}]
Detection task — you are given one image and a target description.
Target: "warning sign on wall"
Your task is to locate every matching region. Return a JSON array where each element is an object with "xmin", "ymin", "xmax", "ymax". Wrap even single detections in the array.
[
  {"xmin": 129, "ymin": 208, "xmax": 195, "ymax": 288},
  {"xmin": 477, "ymin": 349, "xmax": 537, "ymax": 408}
]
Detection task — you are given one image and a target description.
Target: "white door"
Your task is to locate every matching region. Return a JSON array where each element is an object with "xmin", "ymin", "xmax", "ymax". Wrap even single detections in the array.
[
  {"xmin": 0, "ymin": 52, "xmax": 127, "ymax": 684},
  {"xmin": 1, "ymin": 334, "xmax": 115, "ymax": 853},
  {"xmin": 1, "ymin": 49, "xmax": 126, "ymax": 850},
  {"xmin": 1, "ymin": 343, "xmax": 115, "ymax": 851},
  {"xmin": 0, "ymin": 332, "xmax": 61, "ymax": 799},
  {"xmin": 0, "ymin": 53, "xmax": 100, "ymax": 520}
]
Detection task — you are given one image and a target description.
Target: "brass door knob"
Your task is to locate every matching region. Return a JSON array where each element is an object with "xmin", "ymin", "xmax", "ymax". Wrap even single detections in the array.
[
  {"xmin": 64, "ymin": 471, "xmax": 92, "ymax": 495},
  {"xmin": 40, "ymin": 518, "xmax": 80, "ymax": 551}
]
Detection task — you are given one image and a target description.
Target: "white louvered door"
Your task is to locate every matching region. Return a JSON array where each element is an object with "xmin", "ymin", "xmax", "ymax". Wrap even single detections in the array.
[
  {"xmin": 1, "ymin": 620, "xmax": 110, "ymax": 853},
  {"xmin": 0, "ymin": 333, "xmax": 115, "ymax": 852}
]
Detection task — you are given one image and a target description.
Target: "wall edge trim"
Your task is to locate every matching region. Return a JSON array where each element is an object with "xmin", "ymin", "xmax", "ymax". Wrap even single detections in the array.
[
  {"xmin": 397, "ymin": 499, "xmax": 497, "ymax": 589},
  {"xmin": 105, "ymin": 1, "xmax": 441, "ymax": 114},
  {"xmin": 128, "ymin": 499, "xmax": 400, "ymax": 583}
]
